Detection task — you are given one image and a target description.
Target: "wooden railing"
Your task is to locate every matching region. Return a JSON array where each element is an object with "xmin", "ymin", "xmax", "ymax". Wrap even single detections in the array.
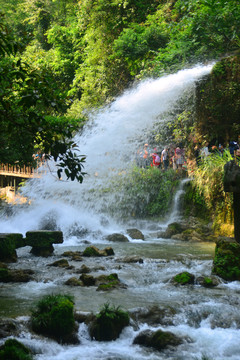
[{"xmin": 0, "ymin": 162, "xmax": 46, "ymax": 178}]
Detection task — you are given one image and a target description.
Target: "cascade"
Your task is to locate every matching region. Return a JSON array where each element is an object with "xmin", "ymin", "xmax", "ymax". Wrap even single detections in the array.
[{"xmin": 0, "ymin": 64, "xmax": 213, "ymax": 239}]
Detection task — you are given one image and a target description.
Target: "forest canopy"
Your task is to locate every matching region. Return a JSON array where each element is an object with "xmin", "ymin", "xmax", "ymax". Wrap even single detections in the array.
[{"xmin": 0, "ymin": 0, "xmax": 240, "ymax": 177}]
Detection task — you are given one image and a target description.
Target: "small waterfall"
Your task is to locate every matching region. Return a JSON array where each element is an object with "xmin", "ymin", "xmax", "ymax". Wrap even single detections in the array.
[{"xmin": 167, "ymin": 178, "xmax": 192, "ymax": 224}]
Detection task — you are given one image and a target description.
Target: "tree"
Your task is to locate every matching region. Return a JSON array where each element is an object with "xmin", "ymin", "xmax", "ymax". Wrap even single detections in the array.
[{"xmin": 0, "ymin": 15, "xmax": 86, "ymax": 182}]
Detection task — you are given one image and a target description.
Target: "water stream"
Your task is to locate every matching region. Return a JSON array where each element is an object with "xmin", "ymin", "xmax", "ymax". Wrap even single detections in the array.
[{"xmin": 1, "ymin": 64, "xmax": 240, "ymax": 360}]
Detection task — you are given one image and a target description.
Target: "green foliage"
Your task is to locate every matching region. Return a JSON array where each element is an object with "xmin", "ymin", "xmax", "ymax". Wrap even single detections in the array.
[
  {"xmin": 195, "ymin": 56, "xmax": 240, "ymax": 140},
  {"xmin": 104, "ymin": 166, "xmax": 180, "ymax": 219},
  {"xmin": 173, "ymin": 271, "xmax": 194, "ymax": 285},
  {"xmin": 31, "ymin": 294, "xmax": 75, "ymax": 340},
  {"xmin": 193, "ymin": 151, "xmax": 235, "ymax": 228},
  {"xmin": 90, "ymin": 303, "xmax": 129, "ymax": 341},
  {"xmin": 113, "ymin": 23, "xmax": 168, "ymax": 75},
  {"xmin": 0, "ymin": 338, "xmax": 33, "ymax": 360},
  {"xmin": 0, "ymin": 15, "xmax": 86, "ymax": 182},
  {"xmin": 183, "ymin": 181, "xmax": 210, "ymax": 220},
  {"xmin": 213, "ymin": 239, "xmax": 240, "ymax": 281}
]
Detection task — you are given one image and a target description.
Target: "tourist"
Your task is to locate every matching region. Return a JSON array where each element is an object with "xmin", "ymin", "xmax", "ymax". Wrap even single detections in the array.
[
  {"xmin": 175, "ymin": 147, "xmax": 184, "ymax": 169},
  {"xmin": 142, "ymin": 143, "xmax": 150, "ymax": 167},
  {"xmin": 161, "ymin": 147, "xmax": 169, "ymax": 170},
  {"xmin": 150, "ymin": 148, "xmax": 161, "ymax": 168}
]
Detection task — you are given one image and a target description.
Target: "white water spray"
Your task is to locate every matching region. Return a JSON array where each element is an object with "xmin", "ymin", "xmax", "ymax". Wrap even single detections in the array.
[{"xmin": 0, "ymin": 64, "xmax": 214, "ymax": 237}]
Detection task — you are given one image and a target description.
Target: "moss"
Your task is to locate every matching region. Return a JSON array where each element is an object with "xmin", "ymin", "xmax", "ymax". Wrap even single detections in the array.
[
  {"xmin": 0, "ymin": 268, "xmax": 10, "ymax": 282},
  {"xmin": 150, "ymin": 329, "xmax": 182, "ymax": 350},
  {"xmin": 173, "ymin": 271, "xmax": 195, "ymax": 285},
  {"xmin": 0, "ymin": 338, "xmax": 33, "ymax": 360},
  {"xmin": 203, "ymin": 277, "xmax": 213, "ymax": 286},
  {"xmin": 212, "ymin": 238, "xmax": 240, "ymax": 281},
  {"xmin": 82, "ymin": 246, "xmax": 102, "ymax": 257},
  {"xmin": 89, "ymin": 303, "xmax": 130, "ymax": 341},
  {"xmin": 31, "ymin": 294, "xmax": 75, "ymax": 341},
  {"xmin": 26, "ymin": 231, "xmax": 63, "ymax": 248},
  {"xmin": 0, "ymin": 234, "xmax": 22, "ymax": 262}
]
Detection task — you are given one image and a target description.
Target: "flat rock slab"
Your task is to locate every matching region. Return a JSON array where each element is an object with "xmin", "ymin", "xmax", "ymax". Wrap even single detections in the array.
[{"xmin": 25, "ymin": 231, "xmax": 63, "ymax": 247}]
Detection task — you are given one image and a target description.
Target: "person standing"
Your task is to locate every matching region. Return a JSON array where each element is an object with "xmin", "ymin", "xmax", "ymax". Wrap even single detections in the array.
[
  {"xmin": 151, "ymin": 148, "xmax": 161, "ymax": 168},
  {"xmin": 161, "ymin": 147, "xmax": 169, "ymax": 170},
  {"xmin": 143, "ymin": 143, "xmax": 150, "ymax": 167}
]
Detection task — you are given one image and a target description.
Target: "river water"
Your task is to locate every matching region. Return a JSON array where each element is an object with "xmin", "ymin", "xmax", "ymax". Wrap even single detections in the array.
[{"xmin": 1, "ymin": 64, "xmax": 240, "ymax": 360}]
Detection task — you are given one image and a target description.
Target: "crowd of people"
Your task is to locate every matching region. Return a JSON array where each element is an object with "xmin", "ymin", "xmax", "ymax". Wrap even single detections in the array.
[
  {"xmin": 136, "ymin": 139, "xmax": 240, "ymax": 171},
  {"xmin": 135, "ymin": 143, "xmax": 186, "ymax": 171}
]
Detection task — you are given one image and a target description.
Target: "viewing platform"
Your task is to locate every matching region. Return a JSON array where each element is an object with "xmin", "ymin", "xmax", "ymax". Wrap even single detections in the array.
[
  {"xmin": 0, "ymin": 163, "xmax": 41, "ymax": 179},
  {"xmin": 0, "ymin": 162, "xmax": 46, "ymax": 198}
]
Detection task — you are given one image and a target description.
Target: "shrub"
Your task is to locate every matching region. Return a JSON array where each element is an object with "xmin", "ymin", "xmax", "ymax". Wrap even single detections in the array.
[
  {"xmin": 31, "ymin": 294, "xmax": 75, "ymax": 341},
  {"xmin": 0, "ymin": 338, "xmax": 32, "ymax": 360},
  {"xmin": 101, "ymin": 166, "xmax": 180, "ymax": 219},
  {"xmin": 89, "ymin": 303, "xmax": 130, "ymax": 341}
]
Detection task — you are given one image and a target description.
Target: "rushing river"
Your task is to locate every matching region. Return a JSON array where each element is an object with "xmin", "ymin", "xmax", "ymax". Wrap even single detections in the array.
[{"xmin": 1, "ymin": 64, "xmax": 240, "ymax": 360}]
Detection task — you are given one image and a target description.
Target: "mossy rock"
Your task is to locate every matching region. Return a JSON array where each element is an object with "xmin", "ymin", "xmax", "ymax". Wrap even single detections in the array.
[
  {"xmin": 0, "ymin": 338, "xmax": 33, "ymax": 360},
  {"xmin": 158, "ymin": 222, "xmax": 184, "ymax": 239},
  {"xmin": 0, "ymin": 268, "xmax": 33, "ymax": 283},
  {"xmin": 172, "ymin": 271, "xmax": 195, "ymax": 285},
  {"xmin": 89, "ymin": 304, "xmax": 130, "ymax": 341},
  {"xmin": 0, "ymin": 233, "xmax": 23, "ymax": 262},
  {"xmin": 0, "ymin": 267, "xmax": 10, "ymax": 282},
  {"xmin": 196, "ymin": 276, "xmax": 220, "ymax": 288},
  {"xmin": 82, "ymin": 245, "xmax": 114, "ymax": 257},
  {"xmin": 133, "ymin": 329, "xmax": 182, "ymax": 350},
  {"xmin": 106, "ymin": 233, "xmax": 129, "ymax": 242},
  {"xmin": 30, "ymin": 244, "xmax": 54, "ymax": 257},
  {"xmin": 79, "ymin": 274, "xmax": 96, "ymax": 286},
  {"xmin": 65, "ymin": 277, "xmax": 82, "ymax": 286},
  {"xmin": 96, "ymin": 273, "xmax": 123, "ymax": 291},
  {"xmin": 126, "ymin": 228, "xmax": 144, "ymax": 240},
  {"xmin": 62, "ymin": 251, "xmax": 83, "ymax": 261},
  {"xmin": 26, "ymin": 231, "xmax": 63, "ymax": 247},
  {"xmin": 31, "ymin": 294, "xmax": 77, "ymax": 343},
  {"xmin": 212, "ymin": 237, "xmax": 240, "ymax": 281},
  {"xmin": 48, "ymin": 259, "xmax": 69, "ymax": 267}
]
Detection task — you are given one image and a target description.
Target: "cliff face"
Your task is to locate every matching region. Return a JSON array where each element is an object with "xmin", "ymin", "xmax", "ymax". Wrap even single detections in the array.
[{"xmin": 195, "ymin": 55, "xmax": 240, "ymax": 144}]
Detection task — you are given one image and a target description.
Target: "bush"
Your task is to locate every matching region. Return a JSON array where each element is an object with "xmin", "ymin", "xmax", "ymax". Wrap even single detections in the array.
[
  {"xmin": 31, "ymin": 294, "xmax": 75, "ymax": 341},
  {"xmin": 101, "ymin": 166, "xmax": 180, "ymax": 219},
  {"xmin": 0, "ymin": 338, "xmax": 32, "ymax": 360},
  {"xmin": 89, "ymin": 303, "xmax": 130, "ymax": 341}
]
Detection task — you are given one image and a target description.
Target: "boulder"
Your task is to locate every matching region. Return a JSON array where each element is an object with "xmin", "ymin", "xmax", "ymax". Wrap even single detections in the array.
[
  {"xmin": 0, "ymin": 268, "xmax": 34, "ymax": 282},
  {"xmin": 62, "ymin": 251, "xmax": 83, "ymax": 261},
  {"xmin": 133, "ymin": 328, "xmax": 182, "ymax": 350},
  {"xmin": 26, "ymin": 230, "xmax": 63, "ymax": 257},
  {"xmin": 157, "ymin": 223, "xmax": 185, "ymax": 239},
  {"xmin": 65, "ymin": 277, "xmax": 82, "ymax": 286},
  {"xmin": 130, "ymin": 305, "xmax": 176, "ymax": 326},
  {"xmin": 0, "ymin": 319, "xmax": 18, "ymax": 339},
  {"xmin": 31, "ymin": 294, "xmax": 78, "ymax": 344},
  {"xmin": 196, "ymin": 276, "xmax": 220, "ymax": 288},
  {"xmin": 82, "ymin": 245, "xmax": 114, "ymax": 257},
  {"xmin": 78, "ymin": 264, "xmax": 91, "ymax": 274},
  {"xmin": 0, "ymin": 338, "xmax": 33, "ymax": 360},
  {"xmin": 126, "ymin": 228, "xmax": 144, "ymax": 240},
  {"xmin": 79, "ymin": 274, "xmax": 96, "ymax": 286},
  {"xmin": 48, "ymin": 259, "xmax": 69, "ymax": 268},
  {"xmin": 172, "ymin": 271, "xmax": 195, "ymax": 285},
  {"xmin": 89, "ymin": 304, "xmax": 130, "ymax": 341},
  {"xmin": 96, "ymin": 273, "xmax": 127, "ymax": 291},
  {"xmin": 116, "ymin": 256, "xmax": 144, "ymax": 264},
  {"xmin": 106, "ymin": 233, "xmax": 129, "ymax": 242},
  {"xmin": 212, "ymin": 237, "xmax": 240, "ymax": 281},
  {"xmin": 0, "ymin": 233, "xmax": 24, "ymax": 262}
]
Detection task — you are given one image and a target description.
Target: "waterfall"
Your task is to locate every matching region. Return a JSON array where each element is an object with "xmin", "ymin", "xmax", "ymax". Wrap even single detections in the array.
[{"xmin": 0, "ymin": 64, "xmax": 214, "ymax": 238}]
